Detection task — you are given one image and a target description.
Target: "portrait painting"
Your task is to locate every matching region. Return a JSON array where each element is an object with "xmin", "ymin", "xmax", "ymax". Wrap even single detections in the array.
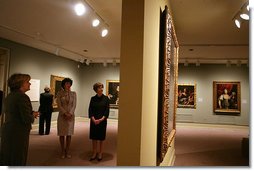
[
  {"xmin": 106, "ymin": 80, "xmax": 119, "ymax": 108},
  {"xmin": 50, "ymin": 75, "xmax": 65, "ymax": 109},
  {"xmin": 213, "ymin": 81, "xmax": 241, "ymax": 114},
  {"xmin": 177, "ymin": 84, "xmax": 196, "ymax": 109}
]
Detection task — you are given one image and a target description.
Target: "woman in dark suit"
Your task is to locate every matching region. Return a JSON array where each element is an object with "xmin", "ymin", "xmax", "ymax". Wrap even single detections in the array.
[
  {"xmin": 1, "ymin": 73, "xmax": 39, "ymax": 166},
  {"xmin": 88, "ymin": 82, "xmax": 109, "ymax": 161}
]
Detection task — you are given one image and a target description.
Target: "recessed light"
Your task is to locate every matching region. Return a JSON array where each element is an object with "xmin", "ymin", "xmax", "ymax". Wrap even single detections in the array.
[
  {"xmin": 74, "ymin": 3, "xmax": 86, "ymax": 16},
  {"xmin": 101, "ymin": 29, "xmax": 108, "ymax": 37},
  {"xmin": 92, "ymin": 19, "xmax": 100, "ymax": 27}
]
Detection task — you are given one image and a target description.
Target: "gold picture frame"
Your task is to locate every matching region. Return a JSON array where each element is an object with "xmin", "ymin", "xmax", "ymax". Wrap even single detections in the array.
[
  {"xmin": 213, "ymin": 81, "xmax": 241, "ymax": 114},
  {"xmin": 177, "ymin": 84, "xmax": 196, "ymax": 109},
  {"xmin": 106, "ymin": 80, "xmax": 119, "ymax": 109},
  {"xmin": 157, "ymin": 5, "xmax": 179, "ymax": 164},
  {"xmin": 50, "ymin": 75, "xmax": 65, "ymax": 109}
]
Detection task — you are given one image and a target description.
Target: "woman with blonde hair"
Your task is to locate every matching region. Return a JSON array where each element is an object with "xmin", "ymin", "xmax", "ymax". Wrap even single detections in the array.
[{"xmin": 1, "ymin": 73, "xmax": 39, "ymax": 166}]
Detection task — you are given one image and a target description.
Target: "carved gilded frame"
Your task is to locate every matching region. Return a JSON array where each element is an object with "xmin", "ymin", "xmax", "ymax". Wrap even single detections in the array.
[
  {"xmin": 177, "ymin": 84, "xmax": 197, "ymax": 109},
  {"xmin": 157, "ymin": 5, "xmax": 179, "ymax": 164},
  {"xmin": 213, "ymin": 81, "xmax": 241, "ymax": 114},
  {"xmin": 50, "ymin": 75, "xmax": 65, "ymax": 109}
]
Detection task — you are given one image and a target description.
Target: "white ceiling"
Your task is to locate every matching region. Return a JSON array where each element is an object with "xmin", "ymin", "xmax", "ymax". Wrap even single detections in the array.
[
  {"xmin": 0, "ymin": 0, "xmax": 249, "ymax": 64},
  {"xmin": 169, "ymin": 0, "xmax": 249, "ymax": 64},
  {"xmin": 0, "ymin": 0, "xmax": 122, "ymax": 63}
]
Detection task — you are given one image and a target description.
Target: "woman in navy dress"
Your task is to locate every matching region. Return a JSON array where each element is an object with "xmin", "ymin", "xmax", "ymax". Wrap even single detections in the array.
[{"xmin": 88, "ymin": 82, "xmax": 109, "ymax": 161}]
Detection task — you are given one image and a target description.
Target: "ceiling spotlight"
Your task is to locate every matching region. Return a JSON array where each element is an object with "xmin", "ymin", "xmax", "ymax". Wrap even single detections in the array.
[
  {"xmin": 240, "ymin": 13, "xmax": 249, "ymax": 20},
  {"xmin": 234, "ymin": 18, "xmax": 241, "ymax": 28},
  {"xmin": 92, "ymin": 19, "xmax": 100, "ymax": 27},
  {"xmin": 236, "ymin": 60, "xmax": 241, "ymax": 67},
  {"xmin": 184, "ymin": 60, "xmax": 188, "ymax": 67},
  {"xmin": 196, "ymin": 60, "xmax": 200, "ymax": 67},
  {"xmin": 103, "ymin": 61, "xmax": 107, "ymax": 67},
  {"xmin": 113, "ymin": 59, "xmax": 117, "ymax": 66},
  {"xmin": 101, "ymin": 29, "xmax": 108, "ymax": 37},
  {"xmin": 74, "ymin": 3, "xmax": 86, "ymax": 16},
  {"xmin": 226, "ymin": 60, "xmax": 231, "ymax": 67},
  {"xmin": 85, "ymin": 59, "xmax": 90, "ymax": 65},
  {"xmin": 55, "ymin": 47, "xmax": 59, "ymax": 56}
]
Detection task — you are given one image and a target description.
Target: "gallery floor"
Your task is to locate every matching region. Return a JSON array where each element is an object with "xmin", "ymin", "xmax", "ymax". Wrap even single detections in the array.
[{"xmin": 26, "ymin": 117, "xmax": 249, "ymax": 166}]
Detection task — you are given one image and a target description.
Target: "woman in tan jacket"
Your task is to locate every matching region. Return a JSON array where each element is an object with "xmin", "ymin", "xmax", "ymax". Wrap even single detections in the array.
[{"xmin": 56, "ymin": 78, "xmax": 77, "ymax": 159}]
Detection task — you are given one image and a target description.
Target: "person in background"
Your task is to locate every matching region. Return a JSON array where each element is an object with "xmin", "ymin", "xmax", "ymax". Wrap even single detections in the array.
[
  {"xmin": 88, "ymin": 82, "xmax": 109, "ymax": 161},
  {"xmin": 1, "ymin": 73, "xmax": 39, "ymax": 166},
  {"xmin": 56, "ymin": 78, "xmax": 76, "ymax": 159},
  {"xmin": 38, "ymin": 86, "xmax": 53, "ymax": 135}
]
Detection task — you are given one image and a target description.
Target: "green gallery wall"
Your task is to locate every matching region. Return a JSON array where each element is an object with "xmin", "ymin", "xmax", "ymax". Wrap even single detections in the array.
[
  {"xmin": 0, "ymin": 38, "xmax": 249, "ymax": 125},
  {"xmin": 0, "ymin": 38, "xmax": 249, "ymax": 126},
  {"xmin": 177, "ymin": 64, "xmax": 249, "ymax": 126},
  {"xmin": 0, "ymin": 38, "xmax": 119, "ymax": 124}
]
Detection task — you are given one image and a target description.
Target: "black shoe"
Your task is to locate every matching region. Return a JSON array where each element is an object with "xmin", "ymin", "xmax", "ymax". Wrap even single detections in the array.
[{"xmin": 89, "ymin": 157, "xmax": 96, "ymax": 161}]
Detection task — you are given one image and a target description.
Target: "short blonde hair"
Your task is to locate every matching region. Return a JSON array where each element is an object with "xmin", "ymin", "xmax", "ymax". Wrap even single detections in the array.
[
  {"xmin": 93, "ymin": 82, "xmax": 103, "ymax": 92},
  {"xmin": 8, "ymin": 73, "xmax": 31, "ymax": 92}
]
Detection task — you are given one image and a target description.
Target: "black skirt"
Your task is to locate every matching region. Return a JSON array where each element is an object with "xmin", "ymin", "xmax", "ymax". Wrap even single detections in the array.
[{"xmin": 89, "ymin": 119, "xmax": 107, "ymax": 140}]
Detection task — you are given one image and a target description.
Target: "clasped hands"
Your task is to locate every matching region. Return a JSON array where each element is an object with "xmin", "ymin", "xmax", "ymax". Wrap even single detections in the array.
[
  {"xmin": 64, "ymin": 112, "xmax": 73, "ymax": 120},
  {"xmin": 33, "ymin": 111, "xmax": 40, "ymax": 118},
  {"xmin": 92, "ymin": 116, "xmax": 104, "ymax": 125}
]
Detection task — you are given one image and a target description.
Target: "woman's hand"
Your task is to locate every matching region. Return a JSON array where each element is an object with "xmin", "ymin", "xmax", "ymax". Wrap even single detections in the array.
[
  {"xmin": 64, "ymin": 112, "xmax": 72, "ymax": 120},
  {"xmin": 91, "ymin": 116, "xmax": 106, "ymax": 125},
  {"xmin": 98, "ymin": 116, "xmax": 105, "ymax": 124},
  {"xmin": 33, "ymin": 111, "xmax": 40, "ymax": 118}
]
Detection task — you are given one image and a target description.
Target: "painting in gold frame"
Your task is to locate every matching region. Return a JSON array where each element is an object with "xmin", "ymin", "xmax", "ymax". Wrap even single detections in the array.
[
  {"xmin": 50, "ymin": 75, "xmax": 65, "ymax": 109},
  {"xmin": 157, "ymin": 5, "xmax": 179, "ymax": 164},
  {"xmin": 106, "ymin": 80, "xmax": 119, "ymax": 109},
  {"xmin": 213, "ymin": 81, "xmax": 240, "ymax": 114},
  {"xmin": 177, "ymin": 84, "xmax": 196, "ymax": 109}
]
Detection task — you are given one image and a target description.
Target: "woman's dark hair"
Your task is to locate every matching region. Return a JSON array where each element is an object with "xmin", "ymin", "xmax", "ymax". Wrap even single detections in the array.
[
  {"xmin": 61, "ymin": 78, "xmax": 73, "ymax": 89},
  {"xmin": 8, "ymin": 73, "xmax": 31, "ymax": 92},
  {"xmin": 93, "ymin": 82, "xmax": 103, "ymax": 92}
]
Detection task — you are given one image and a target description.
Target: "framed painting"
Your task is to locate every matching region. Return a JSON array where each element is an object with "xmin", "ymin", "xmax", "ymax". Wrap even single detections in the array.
[
  {"xmin": 106, "ymin": 80, "xmax": 119, "ymax": 109},
  {"xmin": 157, "ymin": 5, "xmax": 179, "ymax": 164},
  {"xmin": 50, "ymin": 75, "xmax": 65, "ymax": 109},
  {"xmin": 177, "ymin": 84, "xmax": 196, "ymax": 109},
  {"xmin": 213, "ymin": 81, "xmax": 241, "ymax": 114}
]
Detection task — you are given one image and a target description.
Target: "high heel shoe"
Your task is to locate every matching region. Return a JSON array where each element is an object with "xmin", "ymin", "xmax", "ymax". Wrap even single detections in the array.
[
  {"xmin": 89, "ymin": 154, "xmax": 97, "ymax": 161},
  {"xmin": 60, "ymin": 151, "xmax": 65, "ymax": 159},
  {"xmin": 97, "ymin": 153, "xmax": 102, "ymax": 161},
  {"xmin": 65, "ymin": 150, "xmax": 71, "ymax": 158}
]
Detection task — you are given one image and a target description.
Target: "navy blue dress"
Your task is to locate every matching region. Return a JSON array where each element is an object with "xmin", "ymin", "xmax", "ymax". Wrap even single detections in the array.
[{"xmin": 88, "ymin": 94, "xmax": 109, "ymax": 140}]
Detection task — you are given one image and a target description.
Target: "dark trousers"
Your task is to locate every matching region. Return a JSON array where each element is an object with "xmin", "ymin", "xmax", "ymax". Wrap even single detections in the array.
[{"xmin": 39, "ymin": 112, "xmax": 52, "ymax": 135}]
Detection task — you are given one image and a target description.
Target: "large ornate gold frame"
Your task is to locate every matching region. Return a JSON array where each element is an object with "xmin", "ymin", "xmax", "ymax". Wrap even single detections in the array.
[{"xmin": 157, "ymin": 5, "xmax": 179, "ymax": 164}]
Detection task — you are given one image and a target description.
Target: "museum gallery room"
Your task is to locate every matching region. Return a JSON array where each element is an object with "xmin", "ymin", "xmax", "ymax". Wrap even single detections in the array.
[{"xmin": 0, "ymin": 0, "xmax": 250, "ymax": 167}]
